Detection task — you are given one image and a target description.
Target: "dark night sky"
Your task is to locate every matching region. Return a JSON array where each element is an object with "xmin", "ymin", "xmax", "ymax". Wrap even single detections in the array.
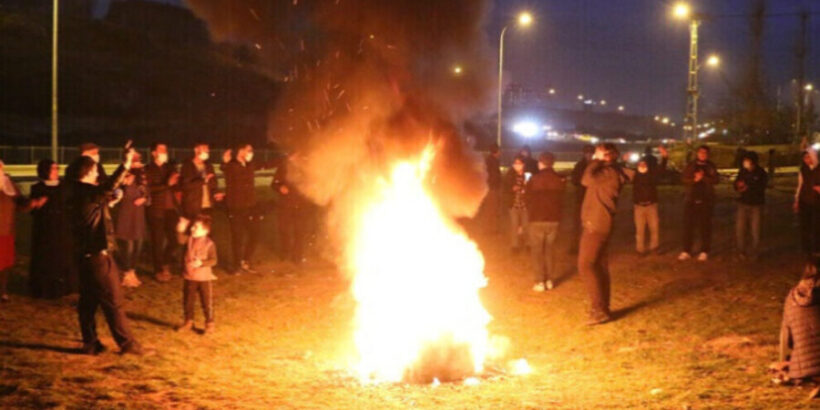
[
  {"xmin": 493, "ymin": 0, "xmax": 820, "ymax": 119},
  {"xmin": 119, "ymin": 0, "xmax": 819, "ymax": 119}
]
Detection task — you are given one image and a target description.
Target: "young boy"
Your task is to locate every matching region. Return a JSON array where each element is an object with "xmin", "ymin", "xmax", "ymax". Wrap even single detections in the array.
[{"xmin": 176, "ymin": 214, "xmax": 218, "ymax": 334}]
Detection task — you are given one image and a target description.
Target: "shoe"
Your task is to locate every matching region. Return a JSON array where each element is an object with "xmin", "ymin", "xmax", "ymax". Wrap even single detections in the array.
[
  {"xmin": 677, "ymin": 252, "xmax": 691, "ymax": 261},
  {"xmin": 204, "ymin": 322, "xmax": 215, "ymax": 334},
  {"xmin": 532, "ymin": 282, "xmax": 545, "ymax": 292},
  {"xmin": 81, "ymin": 341, "xmax": 107, "ymax": 355},
  {"xmin": 176, "ymin": 320, "xmax": 193, "ymax": 332},
  {"xmin": 545, "ymin": 280, "xmax": 554, "ymax": 290},
  {"xmin": 586, "ymin": 312, "xmax": 612, "ymax": 326},
  {"xmin": 240, "ymin": 260, "xmax": 257, "ymax": 274},
  {"xmin": 119, "ymin": 343, "xmax": 155, "ymax": 357},
  {"xmin": 154, "ymin": 269, "xmax": 172, "ymax": 283},
  {"xmin": 697, "ymin": 252, "xmax": 709, "ymax": 262},
  {"xmin": 122, "ymin": 270, "xmax": 142, "ymax": 288}
]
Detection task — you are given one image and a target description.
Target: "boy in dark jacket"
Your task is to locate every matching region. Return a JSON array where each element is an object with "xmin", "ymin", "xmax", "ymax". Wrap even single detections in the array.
[
  {"xmin": 176, "ymin": 214, "xmax": 218, "ymax": 334},
  {"xmin": 180, "ymin": 142, "xmax": 223, "ymax": 219},
  {"xmin": 631, "ymin": 146, "xmax": 668, "ymax": 255},
  {"xmin": 525, "ymin": 152, "xmax": 565, "ymax": 291},
  {"xmin": 678, "ymin": 145, "xmax": 720, "ymax": 262},
  {"xmin": 734, "ymin": 151, "xmax": 768, "ymax": 260}
]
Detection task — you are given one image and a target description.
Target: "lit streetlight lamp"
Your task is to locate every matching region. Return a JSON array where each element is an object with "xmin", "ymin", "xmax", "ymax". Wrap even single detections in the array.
[
  {"xmin": 577, "ymin": 94, "xmax": 584, "ymax": 100},
  {"xmin": 497, "ymin": 11, "xmax": 534, "ymax": 147},
  {"xmin": 617, "ymin": 105, "xmax": 625, "ymax": 112},
  {"xmin": 672, "ymin": 1, "xmax": 703, "ymax": 147},
  {"xmin": 548, "ymin": 88, "xmax": 556, "ymax": 95},
  {"xmin": 706, "ymin": 54, "xmax": 720, "ymax": 68},
  {"xmin": 452, "ymin": 65, "xmax": 463, "ymax": 76}
]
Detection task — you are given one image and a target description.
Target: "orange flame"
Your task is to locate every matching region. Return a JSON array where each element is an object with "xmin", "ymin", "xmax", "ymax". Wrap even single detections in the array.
[{"xmin": 350, "ymin": 145, "xmax": 492, "ymax": 383}]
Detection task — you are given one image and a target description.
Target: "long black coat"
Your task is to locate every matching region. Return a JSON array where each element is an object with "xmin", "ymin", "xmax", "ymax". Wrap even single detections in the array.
[
  {"xmin": 180, "ymin": 159, "xmax": 218, "ymax": 218},
  {"xmin": 29, "ymin": 182, "xmax": 77, "ymax": 297}
]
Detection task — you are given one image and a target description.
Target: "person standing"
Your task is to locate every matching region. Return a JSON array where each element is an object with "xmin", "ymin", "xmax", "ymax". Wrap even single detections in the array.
[
  {"xmin": 578, "ymin": 144, "xmax": 634, "ymax": 325},
  {"xmin": 678, "ymin": 145, "xmax": 719, "ymax": 262},
  {"xmin": 180, "ymin": 142, "xmax": 223, "ymax": 220},
  {"xmin": 65, "ymin": 142, "xmax": 108, "ymax": 185},
  {"xmin": 794, "ymin": 151, "xmax": 819, "ymax": 268},
  {"xmin": 526, "ymin": 152, "xmax": 565, "ymax": 292},
  {"xmin": 72, "ymin": 147, "xmax": 148, "ymax": 355},
  {"xmin": 570, "ymin": 145, "xmax": 595, "ymax": 253},
  {"xmin": 221, "ymin": 143, "xmax": 274, "ymax": 273},
  {"xmin": 631, "ymin": 147, "xmax": 668, "ymax": 255},
  {"xmin": 115, "ymin": 162, "xmax": 149, "ymax": 288},
  {"xmin": 779, "ymin": 270, "xmax": 820, "ymax": 381},
  {"xmin": 504, "ymin": 155, "xmax": 529, "ymax": 254},
  {"xmin": 29, "ymin": 159, "xmax": 76, "ymax": 298},
  {"xmin": 519, "ymin": 145, "xmax": 539, "ymax": 175},
  {"xmin": 734, "ymin": 151, "xmax": 768, "ymax": 260},
  {"xmin": 0, "ymin": 161, "xmax": 46, "ymax": 302},
  {"xmin": 175, "ymin": 215, "xmax": 218, "ymax": 334},
  {"xmin": 482, "ymin": 144, "xmax": 502, "ymax": 234},
  {"xmin": 144, "ymin": 142, "xmax": 179, "ymax": 282},
  {"xmin": 272, "ymin": 153, "xmax": 310, "ymax": 265}
]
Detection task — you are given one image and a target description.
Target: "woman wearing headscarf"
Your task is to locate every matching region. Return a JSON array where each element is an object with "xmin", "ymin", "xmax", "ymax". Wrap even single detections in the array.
[
  {"xmin": 29, "ymin": 159, "xmax": 77, "ymax": 298},
  {"xmin": 0, "ymin": 160, "xmax": 46, "ymax": 301},
  {"xmin": 115, "ymin": 154, "xmax": 149, "ymax": 288}
]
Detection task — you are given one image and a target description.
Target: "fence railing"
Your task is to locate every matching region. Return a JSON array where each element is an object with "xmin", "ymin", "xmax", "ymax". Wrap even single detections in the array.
[{"xmin": 0, "ymin": 145, "xmax": 282, "ymax": 165}]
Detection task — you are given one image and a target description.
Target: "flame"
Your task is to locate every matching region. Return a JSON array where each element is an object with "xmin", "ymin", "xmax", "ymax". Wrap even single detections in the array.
[{"xmin": 350, "ymin": 146, "xmax": 492, "ymax": 383}]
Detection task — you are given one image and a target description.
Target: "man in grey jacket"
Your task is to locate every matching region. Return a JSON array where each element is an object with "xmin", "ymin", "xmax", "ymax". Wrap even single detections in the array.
[{"xmin": 578, "ymin": 143, "xmax": 634, "ymax": 325}]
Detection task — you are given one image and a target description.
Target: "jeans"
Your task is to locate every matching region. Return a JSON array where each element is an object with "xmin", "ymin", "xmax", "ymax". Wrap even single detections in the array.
[
  {"xmin": 118, "ymin": 239, "xmax": 143, "ymax": 271},
  {"xmin": 509, "ymin": 207, "xmax": 529, "ymax": 249},
  {"xmin": 78, "ymin": 252, "xmax": 136, "ymax": 349},
  {"xmin": 578, "ymin": 229, "xmax": 611, "ymax": 316},
  {"xmin": 228, "ymin": 208, "xmax": 261, "ymax": 268},
  {"xmin": 736, "ymin": 203, "xmax": 762, "ymax": 256},
  {"xmin": 529, "ymin": 222, "xmax": 559, "ymax": 283},
  {"xmin": 634, "ymin": 203, "xmax": 660, "ymax": 253},
  {"xmin": 183, "ymin": 279, "xmax": 214, "ymax": 323},
  {"xmin": 682, "ymin": 201, "xmax": 713, "ymax": 254},
  {"xmin": 147, "ymin": 209, "xmax": 179, "ymax": 273}
]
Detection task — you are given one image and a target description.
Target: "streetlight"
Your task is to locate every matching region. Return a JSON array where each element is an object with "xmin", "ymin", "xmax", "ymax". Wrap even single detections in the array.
[
  {"xmin": 548, "ymin": 88, "xmax": 556, "ymax": 95},
  {"xmin": 706, "ymin": 54, "xmax": 720, "ymax": 67},
  {"xmin": 497, "ymin": 11, "xmax": 534, "ymax": 147},
  {"xmin": 672, "ymin": 1, "xmax": 703, "ymax": 147},
  {"xmin": 807, "ymin": 83, "xmax": 815, "ymax": 92},
  {"xmin": 577, "ymin": 94, "xmax": 584, "ymax": 100},
  {"xmin": 600, "ymin": 99, "xmax": 607, "ymax": 106},
  {"xmin": 452, "ymin": 65, "xmax": 463, "ymax": 76},
  {"xmin": 618, "ymin": 105, "xmax": 625, "ymax": 112},
  {"xmin": 51, "ymin": 0, "xmax": 59, "ymax": 161}
]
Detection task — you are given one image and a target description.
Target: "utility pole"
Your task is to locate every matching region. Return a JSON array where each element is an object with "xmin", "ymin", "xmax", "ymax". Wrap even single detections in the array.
[
  {"xmin": 51, "ymin": 0, "xmax": 59, "ymax": 161},
  {"xmin": 683, "ymin": 19, "xmax": 700, "ymax": 151},
  {"xmin": 795, "ymin": 10, "xmax": 808, "ymax": 143}
]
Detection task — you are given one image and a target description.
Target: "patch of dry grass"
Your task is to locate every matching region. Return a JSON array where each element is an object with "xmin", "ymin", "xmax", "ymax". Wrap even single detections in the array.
[{"xmin": 1, "ymin": 182, "xmax": 817, "ymax": 408}]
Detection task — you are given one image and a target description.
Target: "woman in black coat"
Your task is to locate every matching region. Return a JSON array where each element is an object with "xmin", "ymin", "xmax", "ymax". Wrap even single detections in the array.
[{"xmin": 29, "ymin": 159, "xmax": 77, "ymax": 298}]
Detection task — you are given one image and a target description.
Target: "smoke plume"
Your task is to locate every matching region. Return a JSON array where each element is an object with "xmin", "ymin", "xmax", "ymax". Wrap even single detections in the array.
[{"xmin": 185, "ymin": 0, "xmax": 494, "ymax": 261}]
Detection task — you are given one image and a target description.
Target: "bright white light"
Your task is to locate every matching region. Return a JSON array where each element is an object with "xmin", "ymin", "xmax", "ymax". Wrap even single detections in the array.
[
  {"xmin": 618, "ymin": 105, "xmax": 625, "ymax": 111},
  {"xmin": 541, "ymin": 125, "xmax": 552, "ymax": 131},
  {"xmin": 813, "ymin": 143, "xmax": 820, "ymax": 152},
  {"xmin": 629, "ymin": 153, "xmax": 640, "ymax": 163},
  {"xmin": 513, "ymin": 120, "xmax": 540, "ymax": 138},
  {"xmin": 548, "ymin": 88, "xmax": 556, "ymax": 95},
  {"xmin": 590, "ymin": 137, "xmax": 599, "ymax": 144},
  {"xmin": 577, "ymin": 94, "xmax": 584, "ymax": 100}
]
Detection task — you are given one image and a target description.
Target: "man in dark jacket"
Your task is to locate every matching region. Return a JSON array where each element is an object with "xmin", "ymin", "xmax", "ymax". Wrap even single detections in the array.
[
  {"xmin": 72, "ymin": 148, "xmax": 147, "ymax": 356},
  {"xmin": 570, "ymin": 145, "xmax": 595, "ymax": 253},
  {"xmin": 482, "ymin": 144, "xmax": 502, "ymax": 234},
  {"xmin": 631, "ymin": 146, "xmax": 668, "ymax": 255},
  {"xmin": 272, "ymin": 153, "xmax": 311, "ymax": 264},
  {"xmin": 180, "ymin": 142, "xmax": 223, "ymax": 219},
  {"xmin": 221, "ymin": 143, "xmax": 275, "ymax": 273},
  {"xmin": 65, "ymin": 142, "xmax": 108, "ymax": 185},
  {"xmin": 144, "ymin": 142, "xmax": 179, "ymax": 282},
  {"xmin": 779, "ymin": 271, "xmax": 820, "ymax": 381},
  {"xmin": 678, "ymin": 145, "xmax": 719, "ymax": 262},
  {"xmin": 734, "ymin": 151, "xmax": 768, "ymax": 260},
  {"xmin": 519, "ymin": 145, "xmax": 539, "ymax": 175},
  {"xmin": 526, "ymin": 152, "xmax": 565, "ymax": 292},
  {"xmin": 579, "ymin": 143, "xmax": 634, "ymax": 325}
]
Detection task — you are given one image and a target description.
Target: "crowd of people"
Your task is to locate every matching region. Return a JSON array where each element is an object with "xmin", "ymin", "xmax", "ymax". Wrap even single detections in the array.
[{"xmin": 0, "ymin": 141, "xmax": 312, "ymax": 355}]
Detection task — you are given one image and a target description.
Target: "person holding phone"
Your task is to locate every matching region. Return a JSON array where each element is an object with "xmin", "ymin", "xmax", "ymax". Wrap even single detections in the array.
[{"xmin": 504, "ymin": 155, "xmax": 530, "ymax": 254}]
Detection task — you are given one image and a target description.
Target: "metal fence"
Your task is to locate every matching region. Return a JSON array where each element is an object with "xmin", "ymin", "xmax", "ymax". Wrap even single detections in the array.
[{"xmin": 0, "ymin": 145, "xmax": 282, "ymax": 165}]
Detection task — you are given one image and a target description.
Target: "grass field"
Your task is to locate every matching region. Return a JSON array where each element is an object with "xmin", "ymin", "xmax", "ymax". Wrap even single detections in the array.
[{"xmin": 1, "ymin": 180, "xmax": 817, "ymax": 408}]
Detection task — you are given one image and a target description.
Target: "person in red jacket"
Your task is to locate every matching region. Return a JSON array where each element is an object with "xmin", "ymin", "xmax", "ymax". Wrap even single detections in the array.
[{"xmin": 525, "ymin": 152, "xmax": 565, "ymax": 292}]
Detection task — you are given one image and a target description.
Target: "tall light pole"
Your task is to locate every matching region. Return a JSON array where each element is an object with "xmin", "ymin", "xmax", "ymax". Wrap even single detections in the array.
[
  {"xmin": 497, "ymin": 12, "xmax": 533, "ymax": 148},
  {"xmin": 51, "ymin": 0, "xmax": 59, "ymax": 161},
  {"xmin": 673, "ymin": 2, "xmax": 701, "ymax": 147}
]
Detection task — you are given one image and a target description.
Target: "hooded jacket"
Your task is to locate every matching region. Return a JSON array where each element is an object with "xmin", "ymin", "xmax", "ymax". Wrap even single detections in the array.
[
  {"xmin": 780, "ymin": 277, "xmax": 820, "ymax": 379},
  {"xmin": 734, "ymin": 152, "xmax": 768, "ymax": 206},
  {"xmin": 581, "ymin": 160, "xmax": 634, "ymax": 235}
]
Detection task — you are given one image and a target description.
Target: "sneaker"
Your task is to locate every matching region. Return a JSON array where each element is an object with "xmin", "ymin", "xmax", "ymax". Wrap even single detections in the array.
[
  {"xmin": 697, "ymin": 252, "xmax": 709, "ymax": 262},
  {"xmin": 204, "ymin": 322, "xmax": 215, "ymax": 334},
  {"xmin": 677, "ymin": 252, "xmax": 691, "ymax": 261},
  {"xmin": 81, "ymin": 341, "xmax": 107, "ymax": 355},
  {"xmin": 154, "ymin": 270, "xmax": 172, "ymax": 283},
  {"xmin": 240, "ymin": 260, "xmax": 257, "ymax": 274},
  {"xmin": 176, "ymin": 320, "xmax": 193, "ymax": 332},
  {"xmin": 122, "ymin": 270, "xmax": 142, "ymax": 288},
  {"xmin": 532, "ymin": 282, "xmax": 545, "ymax": 292},
  {"xmin": 545, "ymin": 280, "xmax": 554, "ymax": 290}
]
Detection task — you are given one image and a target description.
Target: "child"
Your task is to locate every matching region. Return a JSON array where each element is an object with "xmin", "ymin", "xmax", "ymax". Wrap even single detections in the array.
[{"xmin": 176, "ymin": 214, "xmax": 218, "ymax": 333}]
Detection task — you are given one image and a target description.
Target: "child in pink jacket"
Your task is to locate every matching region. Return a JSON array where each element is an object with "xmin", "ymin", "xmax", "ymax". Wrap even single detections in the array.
[{"xmin": 175, "ymin": 214, "xmax": 218, "ymax": 334}]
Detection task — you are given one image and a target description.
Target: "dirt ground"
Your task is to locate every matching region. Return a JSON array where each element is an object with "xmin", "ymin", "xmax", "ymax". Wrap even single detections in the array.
[{"xmin": 1, "ymin": 181, "xmax": 819, "ymax": 408}]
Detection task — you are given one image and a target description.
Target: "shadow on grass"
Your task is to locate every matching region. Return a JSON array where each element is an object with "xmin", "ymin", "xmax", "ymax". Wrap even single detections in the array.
[
  {"xmin": 612, "ymin": 276, "xmax": 715, "ymax": 321},
  {"xmin": 126, "ymin": 312, "xmax": 177, "ymax": 329},
  {"xmin": 0, "ymin": 340, "xmax": 83, "ymax": 354}
]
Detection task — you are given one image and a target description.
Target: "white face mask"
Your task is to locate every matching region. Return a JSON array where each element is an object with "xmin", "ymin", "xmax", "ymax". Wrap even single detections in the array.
[
  {"xmin": 87, "ymin": 154, "xmax": 100, "ymax": 164},
  {"xmin": 191, "ymin": 224, "xmax": 207, "ymax": 238},
  {"xmin": 198, "ymin": 152, "xmax": 209, "ymax": 161},
  {"xmin": 156, "ymin": 153, "xmax": 168, "ymax": 165},
  {"xmin": 512, "ymin": 164, "xmax": 524, "ymax": 172},
  {"xmin": 245, "ymin": 152, "xmax": 254, "ymax": 162}
]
